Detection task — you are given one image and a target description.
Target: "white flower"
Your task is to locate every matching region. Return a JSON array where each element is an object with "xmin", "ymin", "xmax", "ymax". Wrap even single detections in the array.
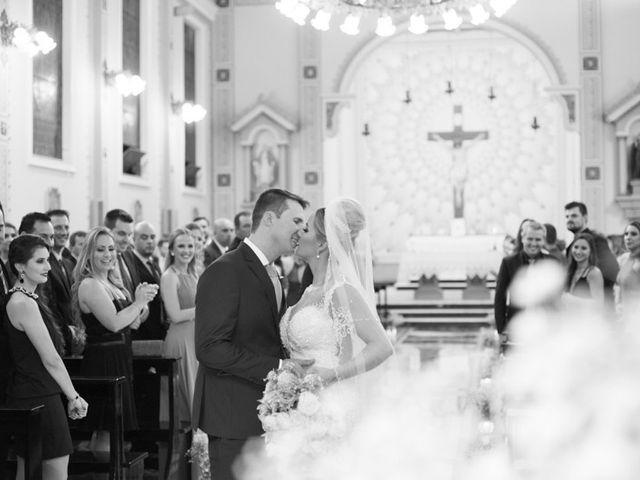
[
  {"xmin": 262, "ymin": 415, "xmax": 279, "ymax": 432},
  {"xmin": 277, "ymin": 370, "xmax": 297, "ymax": 389},
  {"xmin": 273, "ymin": 412, "xmax": 293, "ymax": 430},
  {"xmin": 297, "ymin": 391, "xmax": 321, "ymax": 416}
]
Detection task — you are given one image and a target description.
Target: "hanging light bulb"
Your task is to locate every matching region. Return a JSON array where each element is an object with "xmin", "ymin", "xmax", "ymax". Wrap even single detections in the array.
[
  {"xmin": 310, "ymin": 9, "xmax": 331, "ymax": 31},
  {"xmin": 375, "ymin": 14, "xmax": 395, "ymax": 37},
  {"xmin": 490, "ymin": 0, "xmax": 516, "ymax": 17},
  {"xmin": 129, "ymin": 75, "xmax": 146, "ymax": 96},
  {"xmin": 276, "ymin": 0, "xmax": 298, "ymax": 18},
  {"xmin": 291, "ymin": 2, "xmax": 311, "ymax": 25},
  {"xmin": 180, "ymin": 102, "xmax": 208, "ymax": 123},
  {"xmin": 469, "ymin": 4, "xmax": 490, "ymax": 25},
  {"xmin": 340, "ymin": 13, "xmax": 360, "ymax": 35},
  {"xmin": 408, "ymin": 13, "xmax": 428, "ymax": 34},
  {"xmin": 442, "ymin": 9, "xmax": 462, "ymax": 30}
]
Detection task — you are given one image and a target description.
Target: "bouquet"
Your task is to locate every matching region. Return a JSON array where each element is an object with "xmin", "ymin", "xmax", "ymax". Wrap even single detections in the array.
[
  {"xmin": 186, "ymin": 429, "xmax": 210, "ymax": 480},
  {"xmin": 258, "ymin": 366, "xmax": 324, "ymax": 434}
]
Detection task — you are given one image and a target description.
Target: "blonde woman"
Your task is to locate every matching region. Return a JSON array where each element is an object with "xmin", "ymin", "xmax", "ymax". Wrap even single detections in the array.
[
  {"xmin": 161, "ymin": 228, "xmax": 198, "ymax": 427},
  {"xmin": 72, "ymin": 227, "xmax": 158, "ymax": 450}
]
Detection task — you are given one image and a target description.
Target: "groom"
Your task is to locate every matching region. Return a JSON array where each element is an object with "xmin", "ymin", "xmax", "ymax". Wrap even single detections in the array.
[{"xmin": 193, "ymin": 188, "xmax": 312, "ymax": 480}]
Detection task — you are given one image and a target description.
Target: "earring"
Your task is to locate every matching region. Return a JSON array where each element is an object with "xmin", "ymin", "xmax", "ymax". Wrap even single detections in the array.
[{"xmin": 19, "ymin": 272, "xmax": 25, "ymax": 284}]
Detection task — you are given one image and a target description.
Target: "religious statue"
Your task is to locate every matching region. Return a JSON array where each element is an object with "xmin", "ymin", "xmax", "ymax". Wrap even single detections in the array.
[
  {"xmin": 429, "ymin": 132, "xmax": 487, "ymax": 218},
  {"xmin": 629, "ymin": 136, "xmax": 640, "ymax": 181},
  {"xmin": 427, "ymin": 105, "xmax": 489, "ymax": 220},
  {"xmin": 250, "ymin": 141, "xmax": 279, "ymax": 200}
]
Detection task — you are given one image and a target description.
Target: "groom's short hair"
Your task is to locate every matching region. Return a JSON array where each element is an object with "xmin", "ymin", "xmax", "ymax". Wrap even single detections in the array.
[{"xmin": 252, "ymin": 189, "xmax": 309, "ymax": 233}]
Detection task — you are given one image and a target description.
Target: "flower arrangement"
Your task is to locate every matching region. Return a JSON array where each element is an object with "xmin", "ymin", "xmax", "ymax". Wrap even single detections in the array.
[
  {"xmin": 258, "ymin": 366, "xmax": 324, "ymax": 433},
  {"xmin": 186, "ymin": 429, "xmax": 210, "ymax": 480}
]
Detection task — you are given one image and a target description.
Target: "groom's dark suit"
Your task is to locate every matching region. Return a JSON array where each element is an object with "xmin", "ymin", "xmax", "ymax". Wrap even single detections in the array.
[{"xmin": 193, "ymin": 242, "xmax": 285, "ymax": 477}]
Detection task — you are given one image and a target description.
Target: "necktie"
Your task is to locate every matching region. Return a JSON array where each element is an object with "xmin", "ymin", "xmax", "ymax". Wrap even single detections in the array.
[
  {"xmin": 118, "ymin": 254, "xmax": 134, "ymax": 294},
  {"xmin": 0, "ymin": 267, "xmax": 8, "ymax": 294},
  {"xmin": 265, "ymin": 264, "xmax": 283, "ymax": 308},
  {"xmin": 147, "ymin": 259, "xmax": 160, "ymax": 281}
]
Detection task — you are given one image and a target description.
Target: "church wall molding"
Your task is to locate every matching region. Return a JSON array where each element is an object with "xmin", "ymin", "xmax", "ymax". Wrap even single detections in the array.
[
  {"xmin": 212, "ymin": 0, "xmax": 235, "ymax": 218},
  {"xmin": 546, "ymin": 86, "xmax": 581, "ymax": 132},
  {"xmin": 605, "ymin": 85, "xmax": 640, "ymax": 206},
  {"xmin": 321, "ymin": 94, "xmax": 355, "ymax": 139},
  {"xmin": 230, "ymin": 101, "xmax": 295, "ymax": 206},
  {"xmin": 297, "ymin": 27, "xmax": 323, "ymax": 209},
  {"xmin": 174, "ymin": 0, "xmax": 219, "ymax": 21},
  {"xmin": 334, "ymin": 19, "xmax": 567, "ymax": 95},
  {"xmin": 231, "ymin": 103, "xmax": 297, "ymax": 137}
]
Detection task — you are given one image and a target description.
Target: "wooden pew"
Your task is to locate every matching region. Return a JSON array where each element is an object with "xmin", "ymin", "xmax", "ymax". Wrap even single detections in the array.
[
  {"xmin": 0, "ymin": 405, "xmax": 44, "ymax": 480},
  {"xmin": 131, "ymin": 356, "xmax": 184, "ymax": 480},
  {"xmin": 68, "ymin": 376, "xmax": 148, "ymax": 480},
  {"xmin": 65, "ymin": 355, "xmax": 185, "ymax": 480}
]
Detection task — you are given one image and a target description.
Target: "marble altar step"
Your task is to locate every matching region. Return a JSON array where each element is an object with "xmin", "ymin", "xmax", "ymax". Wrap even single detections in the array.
[
  {"xmin": 396, "ymin": 278, "xmax": 496, "ymax": 290},
  {"xmin": 382, "ymin": 298, "xmax": 494, "ymax": 328}
]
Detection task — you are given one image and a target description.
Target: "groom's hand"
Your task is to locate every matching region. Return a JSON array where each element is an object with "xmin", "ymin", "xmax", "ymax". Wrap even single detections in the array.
[{"xmin": 282, "ymin": 358, "xmax": 315, "ymax": 377}]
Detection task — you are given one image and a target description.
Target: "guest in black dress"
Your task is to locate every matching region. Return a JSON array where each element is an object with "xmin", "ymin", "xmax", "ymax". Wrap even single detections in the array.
[
  {"xmin": 4, "ymin": 235, "xmax": 88, "ymax": 480},
  {"xmin": 71, "ymin": 227, "xmax": 158, "ymax": 451},
  {"xmin": 565, "ymin": 232, "xmax": 604, "ymax": 305}
]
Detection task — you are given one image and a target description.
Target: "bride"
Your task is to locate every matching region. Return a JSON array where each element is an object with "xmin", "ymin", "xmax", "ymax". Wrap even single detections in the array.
[
  {"xmin": 240, "ymin": 198, "xmax": 394, "ymax": 477},
  {"xmin": 283, "ymin": 197, "xmax": 393, "ymax": 385}
]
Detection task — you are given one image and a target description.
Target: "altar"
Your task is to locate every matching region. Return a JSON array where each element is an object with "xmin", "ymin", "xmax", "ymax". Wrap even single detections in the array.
[{"xmin": 396, "ymin": 235, "xmax": 505, "ymax": 282}]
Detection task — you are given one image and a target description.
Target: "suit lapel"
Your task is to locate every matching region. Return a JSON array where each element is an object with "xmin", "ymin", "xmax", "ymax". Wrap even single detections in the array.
[
  {"xmin": 240, "ymin": 244, "xmax": 279, "ymax": 322},
  {"xmin": 49, "ymin": 254, "xmax": 71, "ymax": 294}
]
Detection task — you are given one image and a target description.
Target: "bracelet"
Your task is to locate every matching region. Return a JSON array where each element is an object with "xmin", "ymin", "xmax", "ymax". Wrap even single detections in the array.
[{"xmin": 69, "ymin": 394, "xmax": 79, "ymax": 402}]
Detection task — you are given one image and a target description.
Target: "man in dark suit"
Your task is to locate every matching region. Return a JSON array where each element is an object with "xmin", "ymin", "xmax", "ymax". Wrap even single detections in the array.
[
  {"xmin": 105, "ymin": 209, "xmax": 137, "ymax": 298},
  {"xmin": 193, "ymin": 189, "xmax": 312, "ymax": 480},
  {"xmin": 127, "ymin": 221, "xmax": 165, "ymax": 340},
  {"xmin": 564, "ymin": 201, "xmax": 619, "ymax": 307},
  {"xmin": 495, "ymin": 221, "xmax": 552, "ymax": 336},
  {"xmin": 228, "ymin": 210, "xmax": 252, "ymax": 251},
  {"xmin": 0, "ymin": 202, "xmax": 10, "ymax": 476},
  {"xmin": 0, "ymin": 202, "xmax": 12, "ymax": 402},
  {"xmin": 46, "ymin": 209, "xmax": 78, "ymax": 353},
  {"xmin": 203, "ymin": 217, "xmax": 234, "ymax": 266}
]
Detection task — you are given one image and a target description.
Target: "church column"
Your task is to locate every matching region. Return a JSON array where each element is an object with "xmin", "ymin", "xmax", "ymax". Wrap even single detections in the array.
[
  {"xmin": 212, "ymin": 0, "xmax": 234, "ymax": 218},
  {"xmin": 297, "ymin": 27, "xmax": 322, "ymax": 208},
  {"xmin": 579, "ymin": 0, "xmax": 606, "ymax": 228},
  {"xmin": 616, "ymin": 135, "xmax": 628, "ymax": 195}
]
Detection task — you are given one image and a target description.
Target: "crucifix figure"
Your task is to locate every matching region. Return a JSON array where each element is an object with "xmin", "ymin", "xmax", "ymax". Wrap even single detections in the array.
[{"xmin": 428, "ymin": 105, "xmax": 489, "ymax": 219}]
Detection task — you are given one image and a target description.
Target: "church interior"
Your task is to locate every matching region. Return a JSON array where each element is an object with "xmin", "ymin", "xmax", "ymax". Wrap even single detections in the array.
[{"xmin": 2, "ymin": 0, "xmax": 640, "ymax": 478}]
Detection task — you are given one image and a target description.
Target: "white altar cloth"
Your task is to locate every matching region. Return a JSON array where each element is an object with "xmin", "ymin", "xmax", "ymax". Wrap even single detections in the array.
[{"xmin": 397, "ymin": 235, "xmax": 505, "ymax": 281}]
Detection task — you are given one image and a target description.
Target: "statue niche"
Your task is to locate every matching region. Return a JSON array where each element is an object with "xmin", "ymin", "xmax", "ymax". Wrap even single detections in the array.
[
  {"xmin": 250, "ymin": 130, "xmax": 280, "ymax": 201},
  {"xmin": 231, "ymin": 103, "xmax": 296, "ymax": 206}
]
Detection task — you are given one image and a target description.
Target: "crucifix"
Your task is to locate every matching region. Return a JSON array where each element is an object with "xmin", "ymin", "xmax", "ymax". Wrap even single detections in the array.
[{"xmin": 427, "ymin": 105, "xmax": 489, "ymax": 220}]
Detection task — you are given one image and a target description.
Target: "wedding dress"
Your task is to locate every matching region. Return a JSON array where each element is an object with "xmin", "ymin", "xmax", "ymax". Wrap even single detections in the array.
[
  {"xmin": 256, "ymin": 198, "xmax": 393, "ymax": 473},
  {"xmin": 238, "ymin": 198, "xmax": 393, "ymax": 479}
]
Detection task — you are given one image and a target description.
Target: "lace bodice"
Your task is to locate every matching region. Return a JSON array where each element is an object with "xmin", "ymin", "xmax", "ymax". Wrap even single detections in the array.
[{"xmin": 280, "ymin": 284, "xmax": 353, "ymax": 369}]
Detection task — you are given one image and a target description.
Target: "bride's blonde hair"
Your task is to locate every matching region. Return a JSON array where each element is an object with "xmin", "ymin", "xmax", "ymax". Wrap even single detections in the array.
[{"xmin": 314, "ymin": 199, "xmax": 366, "ymax": 246}]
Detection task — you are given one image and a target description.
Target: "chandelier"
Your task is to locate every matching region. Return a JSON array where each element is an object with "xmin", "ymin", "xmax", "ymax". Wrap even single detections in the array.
[{"xmin": 275, "ymin": 0, "xmax": 519, "ymax": 36}]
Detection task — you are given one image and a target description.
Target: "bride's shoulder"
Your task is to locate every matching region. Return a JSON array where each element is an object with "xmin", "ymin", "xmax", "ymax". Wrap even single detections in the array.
[{"xmin": 326, "ymin": 281, "xmax": 367, "ymax": 305}]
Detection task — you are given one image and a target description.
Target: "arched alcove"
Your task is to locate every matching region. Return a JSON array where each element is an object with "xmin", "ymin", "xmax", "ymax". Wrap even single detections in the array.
[{"xmin": 324, "ymin": 24, "xmax": 578, "ymax": 257}]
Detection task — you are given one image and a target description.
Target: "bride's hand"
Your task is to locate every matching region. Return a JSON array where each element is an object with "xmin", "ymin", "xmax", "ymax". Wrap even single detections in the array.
[
  {"xmin": 282, "ymin": 358, "xmax": 314, "ymax": 377},
  {"xmin": 307, "ymin": 366, "xmax": 338, "ymax": 386}
]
